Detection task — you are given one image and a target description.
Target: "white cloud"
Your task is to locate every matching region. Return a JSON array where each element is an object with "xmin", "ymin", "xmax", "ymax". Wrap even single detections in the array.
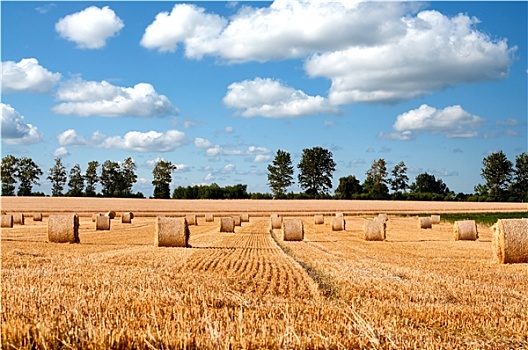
[
  {"xmin": 2, "ymin": 58, "xmax": 61, "ymax": 93},
  {"xmin": 174, "ymin": 164, "xmax": 190, "ymax": 173},
  {"xmin": 220, "ymin": 163, "xmax": 236, "ymax": 174},
  {"xmin": 55, "ymin": 6, "xmax": 124, "ymax": 49},
  {"xmin": 1, "ymin": 103, "xmax": 43, "ymax": 145},
  {"xmin": 203, "ymin": 144, "xmax": 271, "ymax": 158},
  {"xmin": 223, "ymin": 77, "xmax": 337, "ymax": 118},
  {"xmin": 206, "ymin": 145, "xmax": 223, "ymax": 157},
  {"xmin": 204, "ymin": 173, "xmax": 215, "ymax": 181},
  {"xmin": 141, "ymin": 1, "xmax": 406, "ymax": 62},
  {"xmin": 305, "ymin": 10, "xmax": 515, "ymax": 104},
  {"xmin": 254, "ymin": 154, "xmax": 271, "ymax": 163},
  {"xmin": 52, "ymin": 147, "xmax": 70, "ymax": 157},
  {"xmin": 194, "ymin": 137, "xmax": 213, "ymax": 149},
  {"xmin": 225, "ymin": 126, "xmax": 234, "ymax": 133},
  {"xmin": 381, "ymin": 104, "xmax": 485, "ymax": 140},
  {"xmin": 140, "ymin": 4, "xmax": 227, "ymax": 55},
  {"xmin": 57, "ymin": 129, "xmax": 186, "ymax": 152},
  {"xmin": 53, "ymin": 78, "xmax": 177, "ymax": 117}
]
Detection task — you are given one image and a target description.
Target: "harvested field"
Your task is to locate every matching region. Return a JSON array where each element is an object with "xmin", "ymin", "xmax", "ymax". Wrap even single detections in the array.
[{"xmin": 2, "ymin": 198, "xmax": 527, "ymax": 349}]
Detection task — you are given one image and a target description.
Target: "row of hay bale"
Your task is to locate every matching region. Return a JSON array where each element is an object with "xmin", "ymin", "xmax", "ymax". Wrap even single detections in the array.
[
  {"xmin": 417, "ymin": 214, "xmax": 441, "ymax": 229},
  {"xmin": 1, "ymin": 213, "xmax": 44, "ymax": 227},
  {"xmin": 91, "ymin": 211, "xmax": 134, "ymax": 230}
]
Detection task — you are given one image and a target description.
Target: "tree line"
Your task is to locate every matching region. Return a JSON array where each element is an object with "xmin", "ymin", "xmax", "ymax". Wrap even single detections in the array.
[{"xmin": 1, "ymin": 148, "xmax": 526, "ymax": 202}]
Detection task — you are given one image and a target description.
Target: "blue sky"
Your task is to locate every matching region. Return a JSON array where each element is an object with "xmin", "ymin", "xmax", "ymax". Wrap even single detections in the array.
[{"xmin": 1, "ymin": 1, "xmax": 526, "ymax": 196}]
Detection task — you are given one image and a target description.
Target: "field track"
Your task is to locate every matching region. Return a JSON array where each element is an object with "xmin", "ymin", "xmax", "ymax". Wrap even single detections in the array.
[{"xmin": 2, "ymin": 200, "xmax": 527, "ymax": 349}]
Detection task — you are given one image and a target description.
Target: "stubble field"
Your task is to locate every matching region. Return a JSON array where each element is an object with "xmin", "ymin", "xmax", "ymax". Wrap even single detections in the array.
[{"xmin": 1, "ymin": 198, "xmax": 527, "ymax": 349}]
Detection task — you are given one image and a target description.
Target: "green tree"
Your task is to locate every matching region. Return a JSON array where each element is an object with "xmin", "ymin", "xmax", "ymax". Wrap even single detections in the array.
[
  {"xmin": 84, "ymin": 161, "xmax": 99, "ymax": 197},
  {"xmin": 511, "ymin": 152, "xmax": 528, "ymax": 202},
  {"xmin": 481, "ymin": 151, "xmax": 513, "ymax": 201},
  {"xmin": 47, "ymin": 157, "xmax": 67, "ymax": 196},
  {"xmin": 67, "ymin": 164, "xmax": 84, "ymax": 197},
  {"xmin": 152, "ymin": 160, "xmax": 177, "ymax": 199},
  {"xmin": 267, "ymin": 149, "xmax": 294, "ymax": 198},
  {"xmin": 1, "ymin": 155, "xmax": 19, "ymax": 196},
  {"xmin": 121, "ymin": 157, "xmax": 137, "ymax": 197},
  {"xmin": 15, "ymin": 157, "xmax": 43, "ymax": 196},
  {"xmin": 297, "ymin": 146, "xmax": 336, "ymax": 197},
  {"xmin": 334, "ymin": 175, "xmax": 362, "ymax": 199},
  {"xmin": 101, "ymin": 160, "xmax": 121, "ymax": 197},
  {"xmin": 363, "ymin": 158, "xmax": 389, "ymax": 199},
  {"xmin": 390, "ymin": 161, "xmax": 409, "ymax": 194},
  {"xmin": 409, "ymin": 173, "xmax": 449, "ymax": 195}
]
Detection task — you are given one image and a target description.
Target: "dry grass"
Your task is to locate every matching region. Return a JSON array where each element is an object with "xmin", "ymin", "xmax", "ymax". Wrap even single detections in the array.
[{"xmin": 2, "ymin": 199, "xmax": 528, "ymax": 349}]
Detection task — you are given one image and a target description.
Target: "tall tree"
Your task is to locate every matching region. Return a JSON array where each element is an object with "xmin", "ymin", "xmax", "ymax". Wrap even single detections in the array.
[
  {"xmin": 334, "ymin": 175, "xmax": 362, "ymax": 199},
  {"xmin": 363, "ymin": 158, "xmax": 389, "ymax": 199},
  {"xmin": 511, "ymin": 152, "xmax": 528, "ymax": 202},
  {"xmin": 481, "ymin": 151, "xmax": 513, "ymax": 201},
  {"xmin": 297, "ymin": 146, "xmax": 336, "ymax": 197},
  {"xmin": 121, "ymin": 157, "xmax": 137, "ymax": 197},
  {"xmin": 409, "ymin": 173, "xmax": 449, "ymax": 195},
  {"xmin": 47, "ymin": 157, "xmax": 67, "ymax": 196},
  {"xmin": 100, "ymin": 160, "xmax": 121, "ymax": 197},
  {"xmin": 267, "ymin": 149, "xmax": 294, "ymax": 198},
  {"xmin": 390, "ymin": 161, "xmax": 409, "ymax": 194},
  {"xmin": 152, "ymin": 160, "xmax": 177, "ymax": 199},
  {"xmin": 67, "ymin": 164, "xmax": 84, "ymax": 197},
  {"xmin": 84, "ymin": 161, "xmax": 99, "ymax": 197},
  {"xmin": 15, "ymin": 157, "xmax": 43, "ymax": 196},
  {"xmin": 1, "ymin": 155, "xmax": 18, "ymax": 196}
]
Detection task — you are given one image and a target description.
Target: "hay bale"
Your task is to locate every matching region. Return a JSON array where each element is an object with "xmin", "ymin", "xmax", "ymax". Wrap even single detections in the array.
[
  {"xmin": 96, "ymin": 215, "xmax": 111, "ymax": 230},
  {"xmin": 418, "ymin": 217, "xmax": 432, "ymax": 229},
  {"xmin": 431, "ymin": 214, "xmax": 441, "ymax": 225},
  {"xmin": 233, "ymin": 215, "xmax": 242, "ymax": 227},
  {"xmin": 453, "ymin": 220, "xmax": 478, "ymax": 241},
  {"xmin": 33, "ymin": 213, "xmax": 43, "ymax": 222},
  {"xmin": 377, "ymin": 213, "xmax": 388, "ymax": 223},
  {"xmin": 186, "ymin": 214, "xmax": 197, "ymax": 226},
  {"xmin": 270, "ymin": 215, "xmax": 282, "ymax": 231},
  {"xmin": 48, "ymin": 214, "xmax": 80, "ymax": 243},
  {"xmin": 335, "ymin": 212, "xmax": 344, "ymax": 218},
  {"xmin": 332, "ymin": 217, "xmax": 345, "ymax": 231},
  {"xmin": 155, "ymin": 217, "xmax": 189, "ymax": 247},
  {"xmin": 314, "ymin": 214, "xmax": 324, "ymax": 225},
  {"xmin": 218, "ymin": 217, "xmax": 235, "ymax": 233},
  {"xmin": 240, "ymin": 213, "xmax": 249, "ymax": 223},
  {"xmin": 1, "ymin": 215, "xmax": 13, "ymax": 228},
  {"xmin": 282, "ymin": 219, "xmax": 304, "ymax": 241},
  {"xmin": 13, "ymin": 213, "xmax": 25, "ymax": 225},
  {"xmin": 205, "ymin": 213, "xmax": 214, "ymax": 222},
  {"xmin": 363, "ymin": 220, "xmax": 386, "ymax": 241},
  {"xmin": 105, "ymin": 211, "xmax": 116, "ymax": 219},
  {"xmin": 492, "ymin": 219, "xmax": 528, "ymax": 264},
  {"xmin": 122, "ymin": 212, "xmax": 133, "ymax": 224}
]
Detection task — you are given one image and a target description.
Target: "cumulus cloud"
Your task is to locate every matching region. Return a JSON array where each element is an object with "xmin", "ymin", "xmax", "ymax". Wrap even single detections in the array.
[
  {"xmin": 381, "ymin": 104, "xmax": 485, "ymax": 140},
  {"xmin": 203, "ymin": 144, "xmax": 271, "ymax": 158},
  {"xmin": 1, "ymin": 103, "xmax": 43, "ymax": 145},
  {"xmin": 2, "ymin": 58, "xmax": 61, "ymax": 93},
  {"xmin": 57, "ymin": 129, "xmax": 186, "ymax": 152},
  {"xmin": 52, "ymin": 147, "xmax": 69, "ymax": 157},
  {"xmin": 141, "ymin": 1, "xmax": 407, "ymax": 62},
  {"xmin": 225, "ymin": 126, "xmax": 234, "ymax": 133},
  {"xmin": 53, "ymin": 78, "xmax": 177, "ymax": 117},
  {"xmin": 223, "ymin": 77, "xmax": 337, "ymax": 118},
  {"xmin": 305, "ymin": 10, "xmax": 515, "ymax": 104},
  {"xmin": 254, "ymin": 154, "xmax": 271, "ymax": 163},
  {"xmin": 204, "ymin": 173, "xmax": 215, "ymax": 181},
  {"xmin": 194, "ymin": 137, "xmax": 213, "ymax": 149},
  {"xmin": 220, "ymin": 163, "xmax": 236, "ymax": 174},
  {"xmin": 55, "ymin": 6, "xmax": 124, "ymax": 49}
]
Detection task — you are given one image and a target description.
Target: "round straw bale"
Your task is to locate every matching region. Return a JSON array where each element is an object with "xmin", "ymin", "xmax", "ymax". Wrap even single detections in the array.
[
  {"xmin": 377, "ymin": 213, "xmax": 388, "ymax": 223},
  {"xmin": 122, "ymin": 212, "xmax": 133, "ymax": 224},
  {"xmin": 186, "ymin": 214, "xmax": 197, "ymax": 226},
  {"xmin": 13, "ymin": 213, "xmax": 24, "ymax": 225},
  {"xmin": 233, "ymin": 215, "xmax": 242, "ymax": 227},
  {"xmin": 218, "ymin": 217, "xmax": 235, "ymax": 233},
  {"xmin": 240, "ymin": 213, "xmax": 249, "ymax": 223},
  {"xmin": 33, "ymin": 213, "xmax": 43, "ymax": 222},
  {"xmin": 105, "ymin": 211, "xmax": 116, "ymax": 219},
  {"xmin": 335, "ymin": 212, "xmax": 344, "ymax": 218},
  {"xmin": 282, "ymin": 219, "xmax": 304, "ymax": 241},
  {"xmin": 332, "ymin": 217, "xmax": 346, "ymax": 231},
  {"xmin": 205, "ymin": 213, "xmax": 214, "ymax": 223},
  {"xmin": 1, "ymin": 215, "xmax": 13, "ymax": 228},
  {"xmin": 48, "ymin": 214, "xmax": 80, "ymax": 243},
  {"xmin": 492, "ymin": 219, "xmax": 528, "ymax": 264},
  {"xmin": 431, "ymin": 215, "xmax": 441, "ymax": 225},
  {"xmin": 363, "ymin": 220, "xmax": 386, "ymax": 241},
  {"xmin": 314, "ymin": 214, "xmax": 324, "ymax": 225},
  {"xmin": 453, "ymin": 220, "xmax": 478, "ymax": 241},
  {"xmin": 96, "ymin": 215, "xmax": 111, "ymax": 230},
  {"xmin": 270, "ymin": 215, "xmax": 282, "ymax": 231},
  {"xmin": 418, "ymin": 217, "xmax": 432, "ymax": 229},
  {"xmin": 155, "ymin": 217, "xmax": 189, "ymax": 247}
]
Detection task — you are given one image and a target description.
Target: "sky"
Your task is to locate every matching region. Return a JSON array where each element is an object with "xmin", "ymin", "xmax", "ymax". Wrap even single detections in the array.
[{"xmin": 1, "ymin": 0, "xmax": 527, "ymax": 196}]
